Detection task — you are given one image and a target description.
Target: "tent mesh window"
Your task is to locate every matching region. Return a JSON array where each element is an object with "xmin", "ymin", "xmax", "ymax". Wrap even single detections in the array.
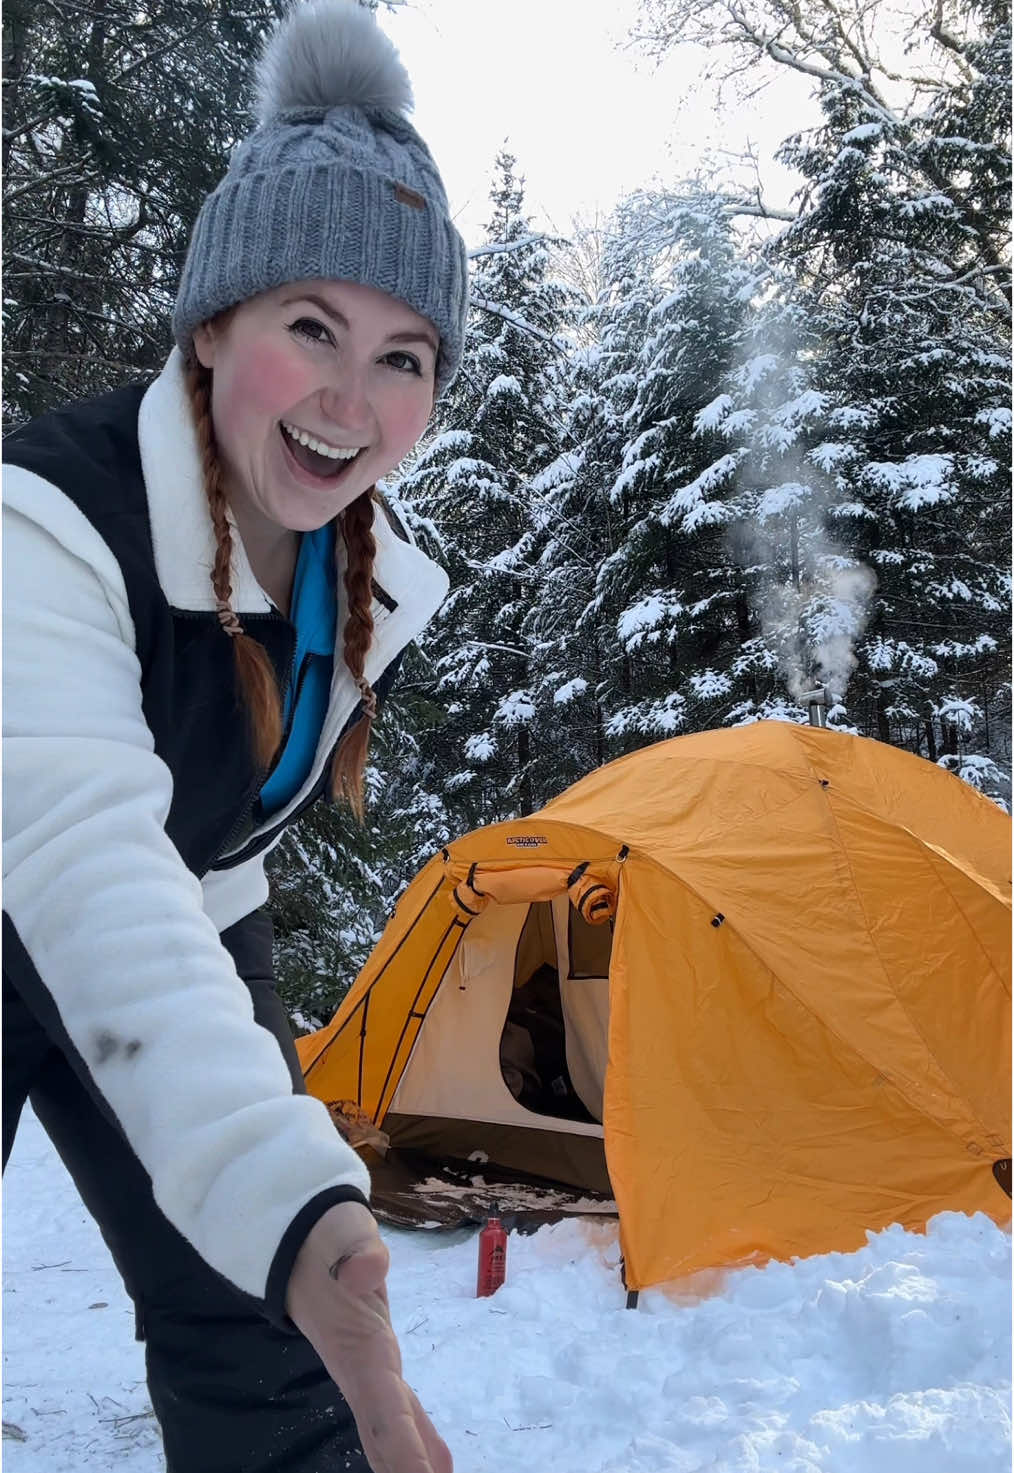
[
  {"xmin": 568, "ymin": 905, "xmax": 613, "ymax": 979},
  {"xmin": 499, "ymin": 902, "xmax": 597, "ymax": 1124}
]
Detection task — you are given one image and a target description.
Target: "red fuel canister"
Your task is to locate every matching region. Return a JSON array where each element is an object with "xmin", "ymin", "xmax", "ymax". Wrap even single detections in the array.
[{"xmin": 476, "ymin": 1216, "xmax": 508, "ymax": 1297}]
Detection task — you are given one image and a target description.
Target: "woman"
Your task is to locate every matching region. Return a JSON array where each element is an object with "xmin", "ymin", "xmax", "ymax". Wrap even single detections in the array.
[{"xmin": 2, "ymin": 4, "xmax": 466, "ymax": 1471}]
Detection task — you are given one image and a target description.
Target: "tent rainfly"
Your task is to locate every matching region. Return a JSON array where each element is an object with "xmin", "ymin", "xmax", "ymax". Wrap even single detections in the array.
[{"xmin": 297, "ymin": 722, "xmax": 1012, "ymax": 1291}]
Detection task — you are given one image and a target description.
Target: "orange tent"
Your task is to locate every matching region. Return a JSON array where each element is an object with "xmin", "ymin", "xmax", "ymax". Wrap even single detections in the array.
[{"xmin": 297, "ymin": 722, "xmax": 1012, "ymax": 1290}]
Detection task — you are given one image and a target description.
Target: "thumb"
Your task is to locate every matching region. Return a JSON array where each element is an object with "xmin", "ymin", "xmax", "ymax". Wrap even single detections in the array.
[{"xmin": 330, "ymin": 1238, "xmax": 390, "ymax": 1299}]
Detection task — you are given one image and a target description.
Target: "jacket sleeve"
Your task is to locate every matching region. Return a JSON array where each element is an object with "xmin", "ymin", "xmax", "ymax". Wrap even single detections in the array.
[
  {"xmin": 219, "ymin": 907, "xmax": 307, "ymax": 1096},
  {"xmin": 2, "ymin": 468, "xmax": 372, "ymax": 1316}
]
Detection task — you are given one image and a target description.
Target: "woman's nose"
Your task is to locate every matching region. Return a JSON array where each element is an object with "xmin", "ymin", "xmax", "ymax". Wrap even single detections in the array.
[{"xmin": 319, "ymin": 370, "xmax": 372, "ymax": 436}]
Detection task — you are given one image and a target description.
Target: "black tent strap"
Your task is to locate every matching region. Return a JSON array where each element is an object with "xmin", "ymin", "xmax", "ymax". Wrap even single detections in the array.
[
  {"xmin": 466, "ymin": 861, "xmax": 487, "ymax": 896},
  {"xmin": 356, "ymin": 992, "xmax": 370, "ymax": 1105},
  {"xmin": 578, "ymin": 882, "xmax": 612, "ymax": 920},
  {"xmin": 452, "ymin": 886, "xmax": 481, "ymax": 917}
]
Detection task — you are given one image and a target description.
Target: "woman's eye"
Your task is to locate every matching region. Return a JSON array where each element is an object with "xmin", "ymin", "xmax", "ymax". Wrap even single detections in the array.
[
  {"xmin": 289, "ymin": 317, "xmax": 333, "ymax": 345},
  {"xmin": 384, "ymin": 350, "xmax": 422, "ymax": 375}
]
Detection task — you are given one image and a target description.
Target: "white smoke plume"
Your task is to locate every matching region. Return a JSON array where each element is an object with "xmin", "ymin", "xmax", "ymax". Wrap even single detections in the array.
[
  {"xmin": 755, "ymin": 555, "xmax": 877, "ymax": 705},
  {"xmin": 809, "ymin": 562, "xmax": 879, "ymax": 698},
  {"xmin": 718, "ymin": 322, "xmax": 877, "ymax": 714}
]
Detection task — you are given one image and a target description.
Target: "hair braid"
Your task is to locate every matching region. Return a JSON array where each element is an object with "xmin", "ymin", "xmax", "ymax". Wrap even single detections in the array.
[
  {"xmin": 331, "ymin": 490, "xmax": 377, "ymax": 819},
  {"xmin": 184, "ymin": 359, "xmax": 282, "ymax": 769}
]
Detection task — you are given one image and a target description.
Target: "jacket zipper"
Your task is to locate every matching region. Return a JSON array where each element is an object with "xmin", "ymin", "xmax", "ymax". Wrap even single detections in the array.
[
  {"xmin": 204, "ymin": 574, "xmax": 412, "ymax": 871},
  {"xmin": 200, "ymin": 610, "xmax": 295, "ymax": 864},
  {"xmin": 210, "ymin": 698, "xmax": 363, "ymax": 870}
]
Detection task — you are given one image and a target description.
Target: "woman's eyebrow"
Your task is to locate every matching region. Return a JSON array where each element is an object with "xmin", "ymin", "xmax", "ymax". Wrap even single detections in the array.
[
  {"xmin": 386, "ymin": 329, "xmax": 439, "ymax": 353},
  {"xmin": 281, "ymin": 291, "xmax": 350, "ymax": 326}
]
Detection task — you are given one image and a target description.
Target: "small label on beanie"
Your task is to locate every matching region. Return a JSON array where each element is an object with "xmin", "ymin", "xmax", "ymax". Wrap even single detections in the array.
[{"xmin": 394, "ymin": 182, "xmax": 427, "ymax": 211}]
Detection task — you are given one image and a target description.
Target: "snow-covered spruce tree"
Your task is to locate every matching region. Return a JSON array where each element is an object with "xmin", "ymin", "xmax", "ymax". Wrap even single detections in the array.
[
  {"xmin": 521, "ymin": 228, "xmax": 654, "ymax": 781},
  {"xmin": 522, "ymin": 200, "xmax": 835, "ymax": 766},
  {"xmin": 688, "ymin": 288, "xmax": 882, "ymax": 729},
  {"xmin": 496, "ymin": 219, "xmax": 660, "ymax": 800},
  {"xmin": 582, "ymin": 194, "xmax": 766, "ymax": 749},
  {"xmin": 399, "ymin": 151, "xmax": 578, "ymax": 826},
  {"xmin": 637, "ymin": 0, "xmax": 1011, "ymax": 799},
  {"xmin": 514, "ymin": 342, "xmax": 620, "ymax": 796},
  {"xmin": 2, "ymin": 0, "xmax": 288, "ymax": 424},
  {"xmin": 636, "ymin": 0, "xmax": 1014, "ymax": 795},
  {"xmin": 772, "ymin": 21, "xmax": 1011, "ymax": 799}
]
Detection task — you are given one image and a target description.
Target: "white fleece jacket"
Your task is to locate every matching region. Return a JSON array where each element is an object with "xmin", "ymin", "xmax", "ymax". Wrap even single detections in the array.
[{"xmin": 2, "ymin": 352, "xmax": 448, "ymax": 1301}]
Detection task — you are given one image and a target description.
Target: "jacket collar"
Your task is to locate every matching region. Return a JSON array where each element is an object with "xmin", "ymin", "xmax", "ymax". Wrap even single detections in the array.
[{"xmin": 137, "ymin": 351, "xmax": 448, "ymax": 656}]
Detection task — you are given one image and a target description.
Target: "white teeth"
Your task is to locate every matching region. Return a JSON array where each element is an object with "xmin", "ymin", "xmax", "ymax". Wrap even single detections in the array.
[{"xmin": 281, "ymin": 423, "xmax": 361, "ymax": 460}]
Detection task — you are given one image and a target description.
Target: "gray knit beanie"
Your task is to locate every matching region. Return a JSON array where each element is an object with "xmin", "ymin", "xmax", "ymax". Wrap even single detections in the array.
[{"xmin": 173, "ymin": 0, "xmax": 468, "ymax": 395}]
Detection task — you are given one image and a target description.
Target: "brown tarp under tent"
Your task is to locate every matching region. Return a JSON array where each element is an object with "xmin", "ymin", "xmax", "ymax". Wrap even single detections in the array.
[{"xmin": 296, "ymin": 721, "xmax": 1012, "ymax": 1291}]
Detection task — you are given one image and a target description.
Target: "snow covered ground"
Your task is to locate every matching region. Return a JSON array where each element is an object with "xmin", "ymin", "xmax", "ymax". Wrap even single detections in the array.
[{"xmin": 4, "ymin": 1105, "xmax": 1011, "ymax": 1473}]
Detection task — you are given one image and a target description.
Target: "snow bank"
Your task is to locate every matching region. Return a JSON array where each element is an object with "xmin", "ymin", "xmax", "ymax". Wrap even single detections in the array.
[{"xmin": 3, "ymin": 1108, "xmax": 1010, "ymax": 1472}]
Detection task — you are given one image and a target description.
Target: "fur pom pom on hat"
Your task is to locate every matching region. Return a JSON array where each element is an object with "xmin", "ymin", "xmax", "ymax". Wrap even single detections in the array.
[
  {"xmin": 254, "ymin": 0, "xmax": 413, "ymax": 120},
  {"xmin": 173, "ymin": 0, "xmax": 467, "ymax": 395}
]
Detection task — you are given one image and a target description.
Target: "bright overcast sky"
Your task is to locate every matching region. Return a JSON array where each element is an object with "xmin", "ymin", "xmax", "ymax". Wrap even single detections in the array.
[{"xmin": 384, "ymin": 0, "xmax": 818, "ymax": 248}]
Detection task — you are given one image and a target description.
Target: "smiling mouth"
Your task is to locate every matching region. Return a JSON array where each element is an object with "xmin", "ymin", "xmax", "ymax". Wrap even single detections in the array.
[{"xmin": 280, "ymin": 423, "xmax": 364, "ymax": 480}]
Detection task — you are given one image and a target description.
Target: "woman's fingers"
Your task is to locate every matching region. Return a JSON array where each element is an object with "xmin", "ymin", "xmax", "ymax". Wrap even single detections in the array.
[
  {"xmin": 335, "ymin": 1365, "xmax": 451, "ymax": 1473},
  {"xmin": 404, "ymin": 1382, "xmax": 454, "ymax": 1473},
  {"xmin": 286, "ymin": 1203, "xmax": 453, "ymax": 1472}
]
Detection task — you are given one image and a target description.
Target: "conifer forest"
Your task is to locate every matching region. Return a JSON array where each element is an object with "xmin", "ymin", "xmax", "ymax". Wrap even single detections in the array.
[{"xmin": 4, "ymin": 0, "xmax": 1010, "ymax": 1021}]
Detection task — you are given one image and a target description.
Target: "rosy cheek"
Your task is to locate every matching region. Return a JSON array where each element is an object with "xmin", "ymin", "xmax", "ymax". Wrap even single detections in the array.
[
  {"xmin": 391, "ymin": 396, "xmax": 432, "ymax": 457},
  {"xmin": 227, "ymin": 340, "xmax": 314, "ymax": 419}
]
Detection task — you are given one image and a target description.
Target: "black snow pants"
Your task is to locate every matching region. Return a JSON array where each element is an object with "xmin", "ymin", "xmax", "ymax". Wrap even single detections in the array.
[{"xmin": 2, "ymin": 909, "xmax": 370, "ymax": 1473}]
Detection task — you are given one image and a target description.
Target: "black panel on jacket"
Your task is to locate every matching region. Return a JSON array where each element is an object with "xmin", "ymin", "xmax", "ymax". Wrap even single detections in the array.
[{"xmin": 3, "ymin": 386, "xmax": 389, "ymax": 878}]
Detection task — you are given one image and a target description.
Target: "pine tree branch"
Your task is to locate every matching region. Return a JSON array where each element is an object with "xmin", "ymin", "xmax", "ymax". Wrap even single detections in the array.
[
  {"xmin": 724, "ymin": 200, "xmax": 797, "ymax": 222},
  {"xmin": 3, "ymin": 164, "xmax": 101, "ymax": 203},
  {"xmin": 2, "ymin": 111, "xmax": 66, "ymax": 146},
  {"xmin": 6, "ymin": 250, "xmax": 143, "ymax": 285},
  {"xmin": 456, "ymin": 640, "xmax": 531, "ymax": 659},
  {"xmin": 929, "ymin": 0, "xmax": 974, "ymax": 73},
  {"xmin": 468, "ymin": 234, "xmax": 559, "ymax": 260},
  {"xmin": 468, "ymin": 292, "xmax": 570, "ymax": 352},
  {"xmin": 645, "ymin": 0, "xmax": 1010, "ymax": 296},
  {"xmin": 108, "ymin": 15, "xmax": 220, "ymax": 86},
  {"xmin": 4, "ymin": 349, "xmax": 149, "ymax": 371}
]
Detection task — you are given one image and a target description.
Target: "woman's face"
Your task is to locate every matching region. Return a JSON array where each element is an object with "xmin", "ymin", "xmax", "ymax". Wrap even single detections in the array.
[{"xmin": 193, "ymin": 278, "xmax": 438, "ymax": 534}]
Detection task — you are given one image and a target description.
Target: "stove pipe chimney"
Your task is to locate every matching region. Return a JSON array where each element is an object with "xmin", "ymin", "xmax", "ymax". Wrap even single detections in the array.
[{"xmin": 801, "ymin": 685, "xmax": 834, "ymax": 728}]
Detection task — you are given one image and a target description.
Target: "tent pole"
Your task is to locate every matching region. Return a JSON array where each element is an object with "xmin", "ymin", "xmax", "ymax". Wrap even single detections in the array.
[{"xmin": 619, "ymin": 1255, "xmax": 639, "ymax": 1309}]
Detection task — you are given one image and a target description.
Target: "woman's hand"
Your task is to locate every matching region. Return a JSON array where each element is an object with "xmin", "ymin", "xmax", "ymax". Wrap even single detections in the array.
[{"xmin": 286, "ymin": 1201, "xmax": 453, "ymax": 1473}]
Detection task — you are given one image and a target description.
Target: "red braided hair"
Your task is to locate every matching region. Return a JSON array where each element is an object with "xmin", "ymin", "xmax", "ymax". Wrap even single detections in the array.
[
  {"xmin": 330, "ymin": 490, "xmax": 378, "ymax": 819},
  {"xmin": 185, "ymin": 358, "xmax": 283, "ymax": 768}
]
